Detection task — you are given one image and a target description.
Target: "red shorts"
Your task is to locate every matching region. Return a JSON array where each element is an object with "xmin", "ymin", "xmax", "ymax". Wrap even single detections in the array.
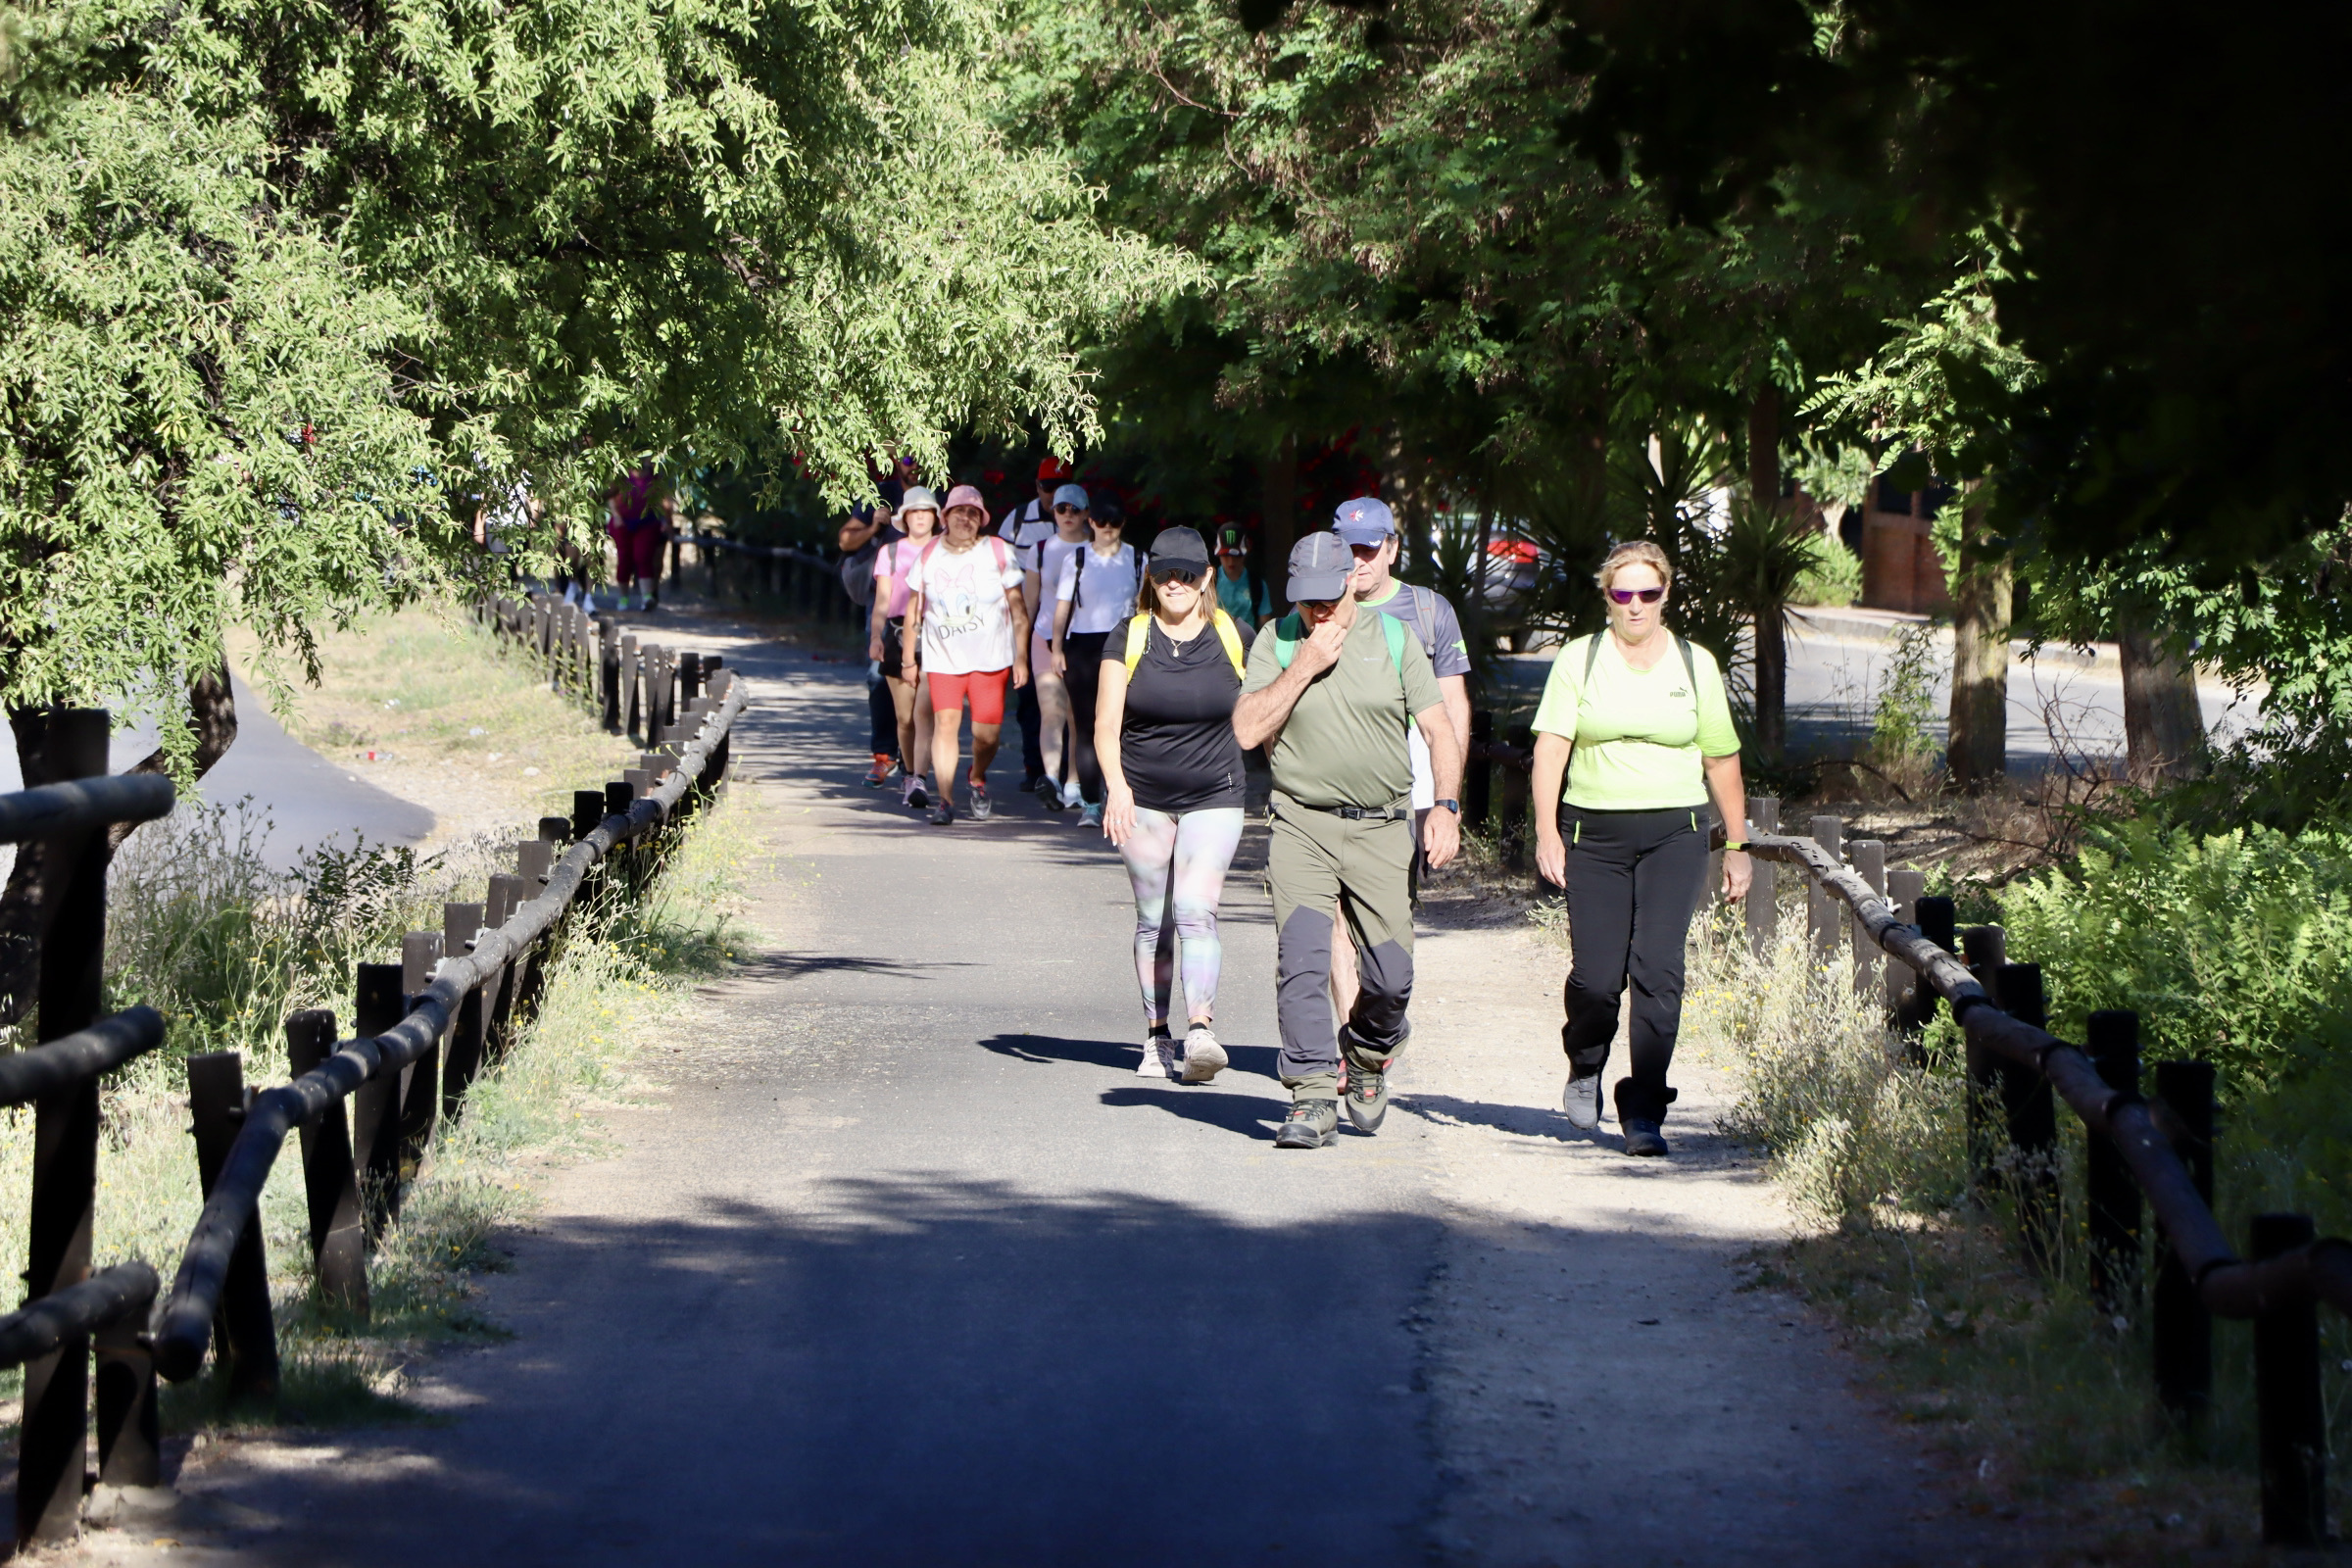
[
  {"xmin": 928, "ymin": 667, "xmax": 1012, "ymax": 725},
  {"xmin": 610, "ymin": 522, "xmax": 666, "ymax": 586}
]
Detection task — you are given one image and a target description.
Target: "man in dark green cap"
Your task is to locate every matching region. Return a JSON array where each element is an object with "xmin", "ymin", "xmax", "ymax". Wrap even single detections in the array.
[{"xmin": 1234, "ymin": 532, "xmax": 1463, "ymax": 1149}]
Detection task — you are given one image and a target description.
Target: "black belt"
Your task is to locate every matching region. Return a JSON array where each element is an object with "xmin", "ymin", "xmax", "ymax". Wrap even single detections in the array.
[{"xmin": 1306, "ymin": 804, "xmax": 1411, "ymax": 821}]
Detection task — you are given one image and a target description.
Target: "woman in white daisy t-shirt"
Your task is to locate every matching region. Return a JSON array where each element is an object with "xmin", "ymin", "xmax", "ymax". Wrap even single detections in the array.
[{"xmin": 901, "ymin": 484, "xmax": 1031, "ymax": 826}]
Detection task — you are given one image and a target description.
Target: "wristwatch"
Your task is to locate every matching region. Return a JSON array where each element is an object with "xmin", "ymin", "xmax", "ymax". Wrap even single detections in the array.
[{"xmin": 1434, "ymin": 799, "xmax": 1461, "ymax": 814}]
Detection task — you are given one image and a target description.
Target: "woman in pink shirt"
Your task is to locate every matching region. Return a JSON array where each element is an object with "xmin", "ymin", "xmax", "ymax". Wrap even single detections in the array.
[{"xmin": 872, "ymin": 487, "xmax": 942, "ymax": 810}]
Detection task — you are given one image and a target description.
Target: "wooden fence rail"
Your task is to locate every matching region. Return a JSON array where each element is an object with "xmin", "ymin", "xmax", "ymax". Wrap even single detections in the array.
[{"xmin": 1741, "ymin": 799, "xmax": 2348, "ymax": 1546}]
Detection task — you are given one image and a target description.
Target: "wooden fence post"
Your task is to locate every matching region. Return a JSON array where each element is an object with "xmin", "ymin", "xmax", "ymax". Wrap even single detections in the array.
[
  {"xmin": 2153, "ymin": 1058, "xmax": 2215, "ymax": 1425},
  {"xmin": 1744, "ymin": 796, "xmax": 1780, "ymax": 957},
  {"xmin": 397, "ymin": 931, "xmax": 444, "ymax": 1173},
  {"xmin": 351, "ymin": 963, "xmax": 406, "ymax": 1238},
  {"xmin": 286, "ymin": 1009, "xmax": 367, "ymax": 1313},
  {"xmin": 441, "ymin": 904, "xmax": 487, "ymax": 1119},
  {"xmin": 1884, "ymin": 867, "xmax": 1925, "ymax": 1018},
  {"xmin": 1959, "ymin": 925, "xmax": 2006, "ymax": 1201},
  {"xmin": 621, "ymin": 633, "xmax": 643, "ymax": 743},
  {"xmin": 1806, "ymin": 814, "xmax": 1842, "ymax": 961},
  {"xmin": 482, "ymin": 874, "xmax": 525, "ymax": 1059},
  {"xmin": 185, "ymin": 1053, "xmax": 279, "ymax": 1398},
  {"xmin": 2252, "ymin": 1211, "xmax": 2328, "ymax": 1544},
  {"xmin": 2085, "ymin": 1009, "xmax": 2142, "ymax": 1316},
  {"xmin": 1847, "ymin": 839, "xmax": 1886, "ymax": 997},
  {"xmin": 19, "ymin": 709, "xmax": 108, "ymax": 1544},
  {"xmin": 1990, "ymin": 961, "xmax": 2057, "ymax": 1266}
]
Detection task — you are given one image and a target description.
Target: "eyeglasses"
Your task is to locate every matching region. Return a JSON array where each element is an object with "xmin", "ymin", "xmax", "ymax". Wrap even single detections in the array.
[{"xmin": 1607, "ymin": 586, "xmax": 1665, "ymax": 605}]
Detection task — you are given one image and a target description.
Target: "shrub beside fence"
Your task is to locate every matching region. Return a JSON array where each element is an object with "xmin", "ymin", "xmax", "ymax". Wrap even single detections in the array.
[{"xmin": 1739, "ymin": 800, "xmax": 2350, "ymax": 1547}]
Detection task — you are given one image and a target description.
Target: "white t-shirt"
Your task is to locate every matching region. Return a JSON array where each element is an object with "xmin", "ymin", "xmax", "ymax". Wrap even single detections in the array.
[
  {"xmin": 906, "ymin": 539, "xmax": 1023, "ymax": 674},
  {"xmin": 1029, "ymin": 535, "xmax": 1087, "ymax": 606},
  {"xmin": 1056, "ymin": 544, "xmax": 1144, "ymax": 636},
  {"xmin": 999, "ymin": 500, "xmax": 1054, "ymax": 552}
]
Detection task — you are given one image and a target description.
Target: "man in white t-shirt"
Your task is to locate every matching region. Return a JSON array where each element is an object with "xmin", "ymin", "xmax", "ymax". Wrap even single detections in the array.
[
  {"xmin": 1049, "ymin": 499, "xmax": 1146, "ymax": 828},
  {"xmin": 1022, "ymin": 482, "xmax": 1094, "ymax": 811},
  {"xmin": 903, "ymin": 484, "xmax": 1032, "ymax": 827},
  {"xmin": 1001, "ymin": 456, "xmax": 1072, "ymax": 792}
]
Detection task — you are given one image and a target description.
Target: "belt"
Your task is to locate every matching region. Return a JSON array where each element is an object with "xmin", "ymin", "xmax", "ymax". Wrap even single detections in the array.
[{"xmin": 1305, "ymin": 804, "xmax": 1411, "ymax": 821}]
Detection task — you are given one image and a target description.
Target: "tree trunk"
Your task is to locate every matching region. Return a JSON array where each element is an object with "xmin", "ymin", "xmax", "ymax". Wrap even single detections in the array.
[
  {"xmin": 1258, "ymin": 435, "xmax": 1297, "ymax": 611},
  {"xmin": 1946, "ymin": 505, "xmax": 2011, "ymax": 793},
  {"xmin": 0, "ymin": 662, "xmax": 238, "ymax": 1027},
  {"xmin": 1747, "ymin": 389, "xmax": 1788, "ymax": 759},
  {"xmin": 2119, "ymin": 610, "xmax": 2207, "ymax": 783}
]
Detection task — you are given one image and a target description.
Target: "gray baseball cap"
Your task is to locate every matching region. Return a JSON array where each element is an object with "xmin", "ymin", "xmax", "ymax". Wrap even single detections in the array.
[
  {"xmin": 1053, "ymin": 483, "xmax": 1090, "ymax": 511},
  {"xmin": 1285, "ymin": 532, "xmax": 1354, "ymax": 602}
]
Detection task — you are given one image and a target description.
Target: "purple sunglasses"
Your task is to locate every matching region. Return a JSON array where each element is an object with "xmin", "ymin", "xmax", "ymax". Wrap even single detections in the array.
[{"xmin": 1608, "ymin": 585, "xmax": 1665, "ymax": 605}]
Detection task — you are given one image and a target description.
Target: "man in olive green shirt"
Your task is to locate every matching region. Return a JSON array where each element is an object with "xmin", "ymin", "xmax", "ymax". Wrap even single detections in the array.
[{"xmin": 1234, "ymin": 534, "xmax": 1462, "ymax": 1149}]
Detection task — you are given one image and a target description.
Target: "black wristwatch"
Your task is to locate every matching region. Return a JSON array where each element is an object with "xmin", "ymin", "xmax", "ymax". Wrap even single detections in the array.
[{"xmin": 1434, "ymin": 799, "xmax": 1460, "ymax": 815}]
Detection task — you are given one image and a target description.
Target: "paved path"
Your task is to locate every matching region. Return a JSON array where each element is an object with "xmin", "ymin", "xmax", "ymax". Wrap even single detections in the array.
[{"xmin": 70, "ymin": 631, "xmax": 2013, "ymax": 1567}]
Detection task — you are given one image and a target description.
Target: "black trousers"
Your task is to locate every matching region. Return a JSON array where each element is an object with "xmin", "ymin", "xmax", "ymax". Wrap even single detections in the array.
[
  {"xmin": 1558, "ymin": 804, "xmax": 1710, "ymax": 1124},
  {"xmin": 1062, "ymin": 632, "xmax": 1110, "ymax": 803},
  {"xmin": 866, "ymin": 666, "xmax": 898, "ymax": 758},
  {"xmin": 1016, "ymin": 670, "xmax": 1045, "ymax": 783}
]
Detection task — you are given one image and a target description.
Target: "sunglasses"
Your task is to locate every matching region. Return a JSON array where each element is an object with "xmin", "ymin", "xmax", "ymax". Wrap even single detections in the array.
[
  {"xmin": 1054, "ymin": 504, "xmax": 1086, "ymax": 515},
  {"xmin": 1152, "ymin": 570, "xmax": 1202, "ymax": 588},
  {"xmin": 1608, "ymin": 586, "xmax": 1665, "ymax": 605}
]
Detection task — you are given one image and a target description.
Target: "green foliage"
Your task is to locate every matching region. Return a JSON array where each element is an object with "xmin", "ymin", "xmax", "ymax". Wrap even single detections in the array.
[
  {"xmin": 1997, "ymin": 817, "xmax": 2352, "ymax": 1098},
  {"xmin": 1871, "ymin": 624, "xmax": 1940, "ymax": 768},
  {"xmin": 1789, "ymin": 527, "xmax": 1860, "ymax": 609}
]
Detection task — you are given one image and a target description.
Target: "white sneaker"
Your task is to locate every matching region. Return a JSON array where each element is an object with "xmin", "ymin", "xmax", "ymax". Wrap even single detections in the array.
[
  {"xmin": 1137, "ymin": 1033, "xmax": 1175, "ymax": 1078},
  {"xmin": 1061, "ymin": 781, "xmax": 1083, "ymax": 808},
  {"xmin": 1562, "ymin": 1071, "xmax": 1602, "ymax": 1130},
  {"xmin": 1181, "ymin": 1024, "xmax": 1228, "ymax": 1084}
]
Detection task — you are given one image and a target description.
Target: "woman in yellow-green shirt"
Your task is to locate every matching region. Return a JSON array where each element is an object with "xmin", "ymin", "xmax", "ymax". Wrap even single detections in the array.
[{"xmin": 1530, "ymin": 540, "xmax": 1751, "ymax": 1157}]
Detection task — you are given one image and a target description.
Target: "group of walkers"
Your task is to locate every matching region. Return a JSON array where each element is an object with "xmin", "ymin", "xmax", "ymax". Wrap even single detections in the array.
[{"xmin": 841, "ymin": 464, "xmax": 1750, "ymax": 1159}]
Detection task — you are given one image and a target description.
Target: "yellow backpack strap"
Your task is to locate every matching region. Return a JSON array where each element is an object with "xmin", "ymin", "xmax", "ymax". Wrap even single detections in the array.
[
  {"xmin": 1122, "ymin": 612, "xmax": 1152, "ymax": 675},
  {"xmin": 1210, "ymin": 610, "xmax": 1247, "ymax": 678}
]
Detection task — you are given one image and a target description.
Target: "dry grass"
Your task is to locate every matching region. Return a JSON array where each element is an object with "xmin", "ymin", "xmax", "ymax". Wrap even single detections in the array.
[{"xmin": 231, "ymin": 602, "xmax": 640, "ymax": 849}]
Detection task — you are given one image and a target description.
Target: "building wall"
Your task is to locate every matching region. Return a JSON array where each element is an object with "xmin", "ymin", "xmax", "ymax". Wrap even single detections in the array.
[{"xmin": 1861, "ymin": 503, "xmax": 1952, "ymax": 614}]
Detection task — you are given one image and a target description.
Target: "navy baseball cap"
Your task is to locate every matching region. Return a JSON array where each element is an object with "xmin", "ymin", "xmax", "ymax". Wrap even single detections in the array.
[
  {"xmin": 1285, "ymin": 533, "xmax": 1354, "ymax": 602},
  {"xmin": 1333, "ymin": 496, "xmax": 1396, "ymax": 545}
]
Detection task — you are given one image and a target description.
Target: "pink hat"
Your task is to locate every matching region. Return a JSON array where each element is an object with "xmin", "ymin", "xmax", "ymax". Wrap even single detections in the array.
[{"xmin": 944, "ymin": 484, "xmax": 988, "ymax": 514}]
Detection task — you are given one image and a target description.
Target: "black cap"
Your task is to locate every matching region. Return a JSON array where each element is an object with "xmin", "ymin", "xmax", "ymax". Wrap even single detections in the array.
[{"xmin": 1148, "ymin": 525, "xmax": 1211, "ymax": 578}]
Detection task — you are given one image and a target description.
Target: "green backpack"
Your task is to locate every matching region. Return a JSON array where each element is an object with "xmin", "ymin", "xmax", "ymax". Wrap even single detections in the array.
[{"xmin": 1271, "ymin": 610, "xmax": 1410, "ymax": 674}]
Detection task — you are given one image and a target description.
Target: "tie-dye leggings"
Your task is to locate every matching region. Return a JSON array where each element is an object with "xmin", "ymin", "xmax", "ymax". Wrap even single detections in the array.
[{"xmin": 1118, "ymin": 806, "xmax": 1246, "ymax": 1028}]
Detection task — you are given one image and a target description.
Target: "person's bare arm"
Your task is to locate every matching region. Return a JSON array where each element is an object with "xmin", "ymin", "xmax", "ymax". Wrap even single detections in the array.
[
  {"xmin": 901, "ymin": 592, "xmax": 924, "ymax": 671},
  {"xmin": 1439, "ymin": 673, "xmax": 1471, "ymax": 756},
  {"xmin": 837, "ymin": 514, "xmax": 879, "ymax": 554},
  {"xmin": 1097, "ymin": 660, "xmax": 1138, "ymax": 845},
  {"xmin": 1007, "ymin": 585, "xmax": 1033, "ymax": 688},
  {"xmin": 1532, "ymin": 731, "xmax": 1574, "ymax": 888},
  {"xmin": 1022, "ymin": 566, "xmax": 1044, "ymax": 621},
  {"xmin": 1233, "ymin": 601, "xmax": 1352, "ymax": 751},
  {"xmin": 1052, "ymin": 598, "xmax": 1075, "ymax": 676},
  {"xmin": 1704, "ymin": 752, "xmax": 1752, "ymax": 900},
  {"xmin": 1416, "ymin": 701, "xmax": 1464, "ymax": 869}
]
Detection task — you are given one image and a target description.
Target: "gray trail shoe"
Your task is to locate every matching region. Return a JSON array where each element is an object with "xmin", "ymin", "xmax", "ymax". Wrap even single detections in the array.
[
  {"xmin": 1345, "ymin": 1054, "xmax": 1391, "ymax": 1133},
  {"xmin": 1273, "ymin": 1098, "xmax": 1339, "ymax": 1150},
  {"xmin": 1562, "ymin": 1069, "xmax": 1603, "ymax": 1130},
  {"xmin": 967, "ymin": 782, "xmax": 994, "ymax": 820}
]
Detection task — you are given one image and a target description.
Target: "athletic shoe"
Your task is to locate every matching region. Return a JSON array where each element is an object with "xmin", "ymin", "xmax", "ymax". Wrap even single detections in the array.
[
  {"xmin": 968, "ymin": 782, "xmax": 993, "ymax": 821},
  {"xmin": 1061, "ymin": 781, "xmax": 1083, "ymax": 810},
  {"xmin": 1020, "ymin": 774, "xmax": 1046, "ymax": 795},
  {"xmin": 1032, "ymin": 776, "xmax": 1063, "ymax": 810},
  {"xmin": 926, "ymin": 799, "xmax": 954, "ymax": 827},
  {"xmin": 1136, "ymin": 1032, "xmax": 1175, "ymax": 1079},
  {"xmin": 1622, "ymin": 1118, "xmax": 1670, "ymax": 1157},
  {"xmin": 1180, "ymin": 1024, "xmax": 1228, "ymax": 1084},
  {"xmin": 903, "ymin": 775, "xmax": 928, "ymax": 809},
  {"xmin": 1273, "ymin": 1099, "xmax": 1339, "ymax": 1150},
  {"xmin": 1562, "ymin": 1069, "xmax": 1603, "ymax": 1130},
  {"xmin": 1079, "ymin": 802, "xmax": 1103, "ymax": 829},
  {"xmin": 644, "ymin": 595, "xmax": 660, "ymax": 612},
  {"xmin": 1344, "ymin": 1054, "xmax": 1390, "ymax": 1133},
  {"xmin": 862, "ymin": 754, "xmax": 894, "ymax": 788}
]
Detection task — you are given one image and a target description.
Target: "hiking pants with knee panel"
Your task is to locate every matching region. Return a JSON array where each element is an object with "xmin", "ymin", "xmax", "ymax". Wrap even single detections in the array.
[
  {"xmin": 1557, "ymin": 804, "xmax": 1710, "ymax": 1124},
  {"xmin": 1268, "ymin": 797, "xmax": 1415, "ymax": 1101}
]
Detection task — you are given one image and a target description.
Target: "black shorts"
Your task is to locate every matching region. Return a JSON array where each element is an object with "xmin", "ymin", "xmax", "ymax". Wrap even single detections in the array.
[{"xmin": 880, "ymin": 617, "xmax": 918, "ymax": 680}]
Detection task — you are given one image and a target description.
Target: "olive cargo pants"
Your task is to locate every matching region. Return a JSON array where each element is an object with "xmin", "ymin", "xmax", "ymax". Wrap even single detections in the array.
[{"xmin": 1268, "ymin": 797, "xmax": 1415, "ymax": 1101}]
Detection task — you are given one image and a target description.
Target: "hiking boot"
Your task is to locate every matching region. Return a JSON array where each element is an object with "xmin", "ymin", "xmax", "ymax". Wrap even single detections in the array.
[
  {"xmin": 862, "ymin": 754, "xmax": 894, "ymax": 788},
  {"xmin": 1561, "ymin": 1069, "xmax": 1604, "ymax": 1130},
  {"xmin": 1136, "ymin": 1031, "xmax": 1176, "ymax": 1078},
  {"xmin": 1345, "ymin": 1054, "xmax": 1391, "ymax": 1133},
  {"xmin": 1181, "ymin": 1024, "xmax": 1228, "ymax": 1084},
  {"xmin": 1033, "ymin": 776, "xmax": 1065, "ymax": 810},
  {"xmin": 1274, "ymin": 1098, "xmax": 1339, "ymax": 1150},
  {"xmin": 968, "ymin": 782, "xmax": 994, "ymax": 820},
  {"xmin": 926, "ymin": 798, "xmax": 955, "ymax": 827},
  {"xmin": 1622, "ymin": 1118, "xmax": 1669, "ymax": 1157}
]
